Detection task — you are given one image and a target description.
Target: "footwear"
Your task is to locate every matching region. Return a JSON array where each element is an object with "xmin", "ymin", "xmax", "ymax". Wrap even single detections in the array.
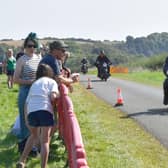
[
  {"xmin": 18, "ymin": 138, "xmax": 27, "ymax": 154},
  {"xmin": 16, "ymin": 162, "xmax": 25, "ymax": 168},
  {"xmin": 29, "ymin": 146, "xmax": 39, "ymax": 157}
]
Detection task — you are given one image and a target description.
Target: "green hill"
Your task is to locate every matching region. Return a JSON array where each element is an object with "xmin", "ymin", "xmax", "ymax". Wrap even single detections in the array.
[{"xmin": 1, "ymin": 32, "xmax": 168, "ymax": 71}]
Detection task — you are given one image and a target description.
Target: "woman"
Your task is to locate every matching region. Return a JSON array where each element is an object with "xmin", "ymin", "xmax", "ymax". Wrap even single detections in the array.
[
  {"xmin": 16, "ymin": 64, "xmax": 59, "ymax": 168},
  {"xmin": 14, "ymin": 32, "xmax": 41, "ymax": 154}
]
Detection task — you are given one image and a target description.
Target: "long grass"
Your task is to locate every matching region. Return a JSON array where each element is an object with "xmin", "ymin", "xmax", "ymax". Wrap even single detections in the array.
[{"xmin": 0, "ymin": 74, "xmax": 67, "ymax": 168}]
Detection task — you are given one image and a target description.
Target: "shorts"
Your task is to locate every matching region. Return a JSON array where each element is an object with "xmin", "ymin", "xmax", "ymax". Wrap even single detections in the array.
[
  {"xmin": 28, "ymin": 110, "xmax": 54, "ymax": 127},
  {"xmin": 7, "ymin": 70, "xmax": 14, "ymax": 76}
]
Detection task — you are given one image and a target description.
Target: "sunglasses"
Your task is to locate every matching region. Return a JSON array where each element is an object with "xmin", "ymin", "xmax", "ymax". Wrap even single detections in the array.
[
  {"xmin": 58, "ymin": 48, "xmax": 66, "ymax": 53},
  {"xmin": 27, "ymin": 44, "xmax": 36, "ymax": 48}
]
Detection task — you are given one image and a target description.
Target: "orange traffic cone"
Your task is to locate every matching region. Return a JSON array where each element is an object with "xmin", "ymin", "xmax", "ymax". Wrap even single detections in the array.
[
  {"xmin": 115, "ymin": 88, "xmax": 124, "ymax": 106},
  {"xmin": 87, "ymin": 78, "xmax": 93, "ymax": 89}
]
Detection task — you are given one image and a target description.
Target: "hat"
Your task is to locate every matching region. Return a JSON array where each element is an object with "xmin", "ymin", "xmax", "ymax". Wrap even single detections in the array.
[
  {"xmin": 100, "ymin": 50, "xmax": 105, "ymax": 55},
  {"xmin": 49, "ymin": 40, "xmax": 68, "ymax": 50}
]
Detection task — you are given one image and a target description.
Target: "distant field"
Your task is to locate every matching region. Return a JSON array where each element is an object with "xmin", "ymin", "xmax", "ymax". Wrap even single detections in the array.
[
  {"xmin": 0, "ymin": 40, "xmax": 23, "ymax": 47},
  {"xmin": 0, "ymin": 39, "xmax": 54, "ymax": 47}
]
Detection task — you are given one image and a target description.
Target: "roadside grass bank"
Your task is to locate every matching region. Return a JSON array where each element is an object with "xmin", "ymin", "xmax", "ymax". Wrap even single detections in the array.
[
  {"xmin": 89, "ymin": 68, "xmax": 165, "ymax": 87},
  {"xmin": 111, "ymin": 70, "xmax": 165, "ymax": 87},
  {"xmin": 70, "ymin": 83, "xmax": 168, "ymax": 168},
  {"xmin": 0, "ymin": 75, "xmax": 67, "ymax": 168}
]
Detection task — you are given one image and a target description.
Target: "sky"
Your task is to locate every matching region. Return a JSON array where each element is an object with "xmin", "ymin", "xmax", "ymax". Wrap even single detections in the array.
[{"xmin": 1, "ymin": 0, "xmax": 168, "ymax": 41}]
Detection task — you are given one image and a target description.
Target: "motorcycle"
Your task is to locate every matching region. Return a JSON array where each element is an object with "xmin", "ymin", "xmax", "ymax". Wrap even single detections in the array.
[
  {"xmin": 81, "ymin": 63, "xmax": 88, "ymax": 74},
  {"xmin": 97, "ymin": 62, "xmax": 110, "ymax": 81},
  {"xmin": 163, "ymin": 57, "xmax": 168, "ymax": 105}
]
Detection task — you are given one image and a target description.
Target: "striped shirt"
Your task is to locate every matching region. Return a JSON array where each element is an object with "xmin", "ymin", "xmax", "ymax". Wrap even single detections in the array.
[{"xmin": 19, "ymin": 54, "xmax": 41, "ymax": 80}]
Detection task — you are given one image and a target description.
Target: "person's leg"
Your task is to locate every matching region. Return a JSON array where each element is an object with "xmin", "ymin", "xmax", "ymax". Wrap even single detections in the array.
[
  {"xmin": 97, "ymin": 67, "xmax": 100, "ymax": 77},
  {"xmin": 10, "ymin": 71, "xmax": 14, "ymax": 88},
  {"xmin": 18, "ymin": 127, "xmax": 38, "ymax": 164},
  {"xmin": 40, "ymin": 127, "xmax": 52, "ymax": 168},
  {"xmin": 107, "ymin": 65, "xmax": 111, "ymax": 76},
  {"xmin": 7, "ymin": 75, "xmax": 10, "ymax": 88},
  {"xmin": 18, "ymin": 86, "xmax": 30, "ymax": 153},
  {"xmin": 9, "ymin": 75, "xmax": 13, "ymax": 88},
  {"xmin": 163, "ymin": 78, "xmax": 168, "ymax": 105}
]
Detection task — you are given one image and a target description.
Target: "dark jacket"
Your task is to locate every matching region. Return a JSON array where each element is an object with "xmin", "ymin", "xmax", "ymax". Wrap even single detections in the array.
[{"xmin": 95, "ymin": 55, "xmax": 111, "ymax": 67}]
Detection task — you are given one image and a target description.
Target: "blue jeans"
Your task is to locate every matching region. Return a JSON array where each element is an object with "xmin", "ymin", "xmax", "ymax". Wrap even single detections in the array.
[{"xmin": 17, "ymin": 85, "xmax": 31, "ymax": 142}]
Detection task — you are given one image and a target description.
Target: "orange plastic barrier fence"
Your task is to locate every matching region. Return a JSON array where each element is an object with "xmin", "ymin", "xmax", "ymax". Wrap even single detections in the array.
[
  {"xmin": 57, "ymin": 84, "xmax": 89, "ymax": 168},
  {"xmin": 110, "ymin": 66, "xmax": 128, "ymax": 74}
]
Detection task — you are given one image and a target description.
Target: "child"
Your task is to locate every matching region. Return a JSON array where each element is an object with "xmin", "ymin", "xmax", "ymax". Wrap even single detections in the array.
[
  {"xmin": 3, "ymin": 48, "xmax": 16, "ymax": 88},
  {"xmin": 16, "ymin": 63, "xmax": 59, "ymax": 168}
]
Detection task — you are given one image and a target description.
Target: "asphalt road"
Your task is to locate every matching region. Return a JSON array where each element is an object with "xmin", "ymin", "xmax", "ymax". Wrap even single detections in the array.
[{"xmin": 79, "ymin": 74, "xmax": 168, "ymax": 148}]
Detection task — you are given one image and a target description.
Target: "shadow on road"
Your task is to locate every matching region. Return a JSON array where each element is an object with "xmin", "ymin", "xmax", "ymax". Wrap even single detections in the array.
[
  {"xmin": 90, "ymin": 79, "xmax": 104, "ymax": 82},
  {"xmin": 80, "ymin": 79, "xmax": 104, "ymax": 83},
  {"xmin": 121, "ymin": 108, "xmax": 168, "ymax": 118}
]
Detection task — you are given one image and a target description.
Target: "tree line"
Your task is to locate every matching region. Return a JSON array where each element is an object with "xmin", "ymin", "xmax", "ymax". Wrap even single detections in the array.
[{"xmin": 1, "ymin": 32, "xmax": 168, "ymax": 71}]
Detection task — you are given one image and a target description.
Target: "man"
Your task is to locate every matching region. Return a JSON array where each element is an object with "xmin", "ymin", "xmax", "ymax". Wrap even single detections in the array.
[
  {"xmin": 40, "ymin": 40, "xmax": 79, "ymax": 85},
  {"xmin": 95, "ymin": 50, "xmax": 111, "ymax": 77},
  {"xmin": 39, "ymin": 40, "xmax": 79, "ymax": 135}
]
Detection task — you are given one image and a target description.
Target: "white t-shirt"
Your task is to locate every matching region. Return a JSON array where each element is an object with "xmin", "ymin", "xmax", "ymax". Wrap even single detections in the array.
[{"xmin": 26, "ymin": 77, "xmax": 59, "ymax": 114}]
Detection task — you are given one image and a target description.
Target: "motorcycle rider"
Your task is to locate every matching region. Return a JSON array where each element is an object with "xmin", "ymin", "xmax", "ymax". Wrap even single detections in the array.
[
  {"xmin": 163, "ymin": 56, "xmax": 168, "ymax": 105},
  {"xmin": 81, "ymin": 57, "xmax": 88, "ymax": 73},
  {"xmin": 95, "ymin": 50, "xmax": 111, "ymax": 77}
]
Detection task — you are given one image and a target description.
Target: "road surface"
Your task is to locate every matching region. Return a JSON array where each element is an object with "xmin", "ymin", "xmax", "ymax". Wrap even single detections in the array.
[{"xmin": 79, "ymin": 74, "xmax": 168, "ymax": 148}]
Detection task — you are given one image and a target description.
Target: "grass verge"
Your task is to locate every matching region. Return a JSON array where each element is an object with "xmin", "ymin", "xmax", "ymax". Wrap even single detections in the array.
[
  {"xmin": 0, "ymin": 75, "xmax": 67, "ymax": 168},
  {"xmin": 89, "ymin": 68, "xmax": 165, "ymax": 87}
]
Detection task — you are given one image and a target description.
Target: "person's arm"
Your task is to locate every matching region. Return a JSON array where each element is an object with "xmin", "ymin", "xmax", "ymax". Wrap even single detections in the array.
[
  {"xmin": 50, "ymin": 92, "xmax": 59, "ymax": 105},
  {"xmin": 55, "ymin": 73, "xmax": 79, "ymax": 86},
  {"xmin": 2, "ymin": 58, "xmax": 7, "ymax": 74},
  {"xmin": 105, "ymin": 56, "xmax": 111, "ymax": 64},
  {"xmin": 95, "ymin": 56, "xmax": 100, "ymax": 67},
  {"xmin": 13, "ymin": 57, "xmax": 34, "ymax": 85}
]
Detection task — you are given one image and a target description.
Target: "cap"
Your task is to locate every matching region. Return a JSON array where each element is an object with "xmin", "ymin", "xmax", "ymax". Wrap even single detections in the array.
[{"xmin": 49, "ymin": 40, "xmax": 68, "ymax": 50}]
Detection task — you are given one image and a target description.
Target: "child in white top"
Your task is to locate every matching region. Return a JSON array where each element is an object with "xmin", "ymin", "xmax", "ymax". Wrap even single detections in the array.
[{"xmin": 17, "ymin": 63, "xmax": 59, "ymax": 168}]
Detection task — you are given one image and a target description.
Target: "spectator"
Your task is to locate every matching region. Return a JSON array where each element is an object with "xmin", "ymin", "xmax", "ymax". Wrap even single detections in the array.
[
  {"xmin": 3, "ymin": 48, "xmax": 16, "ymax": 88},
  {"xmin": 61, "ymin": 51, "xmax": 71, "ymax": 77},
  {"xmin": 16, "ymin": 63, "xmax": 59, "ymax": 168},
  {"xmin": 13, "ymin": 32, "xmax": 41, "ymax": 154},
  {"xmin": 40, "ymin": 40, "xmax": 79, "ymax": 86},
  {"xmin": 39, "ymin": 41, "xmax": 79, "ymax": 135}
]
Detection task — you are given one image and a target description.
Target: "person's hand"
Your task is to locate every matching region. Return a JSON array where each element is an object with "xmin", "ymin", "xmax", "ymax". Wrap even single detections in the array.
[
  {"xmin": 71, "ymin": 73, "xmax": 80, "ymax": 83},
  {"xmin": 68, "ymin": 84, "xmax": 73, "ymax": 93},
  {"xmin": 72, "ymin": 76, "xmax": 79, "ymax": 83}
]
